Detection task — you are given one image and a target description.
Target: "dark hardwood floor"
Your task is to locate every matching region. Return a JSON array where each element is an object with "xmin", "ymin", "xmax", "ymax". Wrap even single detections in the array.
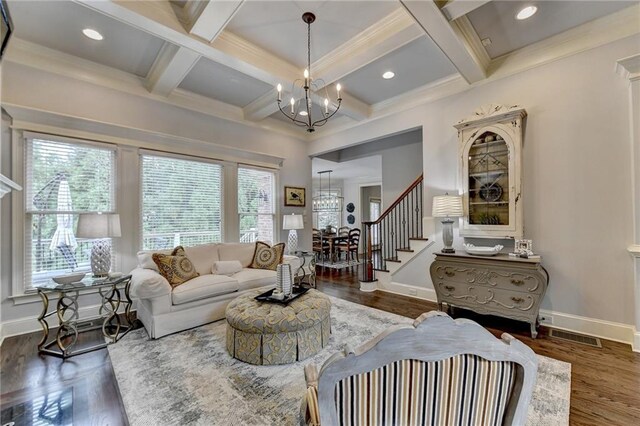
[{"xmin": 2, "ymin": 266, "xmax": 639, "ymax": 425}]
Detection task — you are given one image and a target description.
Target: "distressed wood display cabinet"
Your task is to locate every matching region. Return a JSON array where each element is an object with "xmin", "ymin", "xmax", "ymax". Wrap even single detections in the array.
[
  {"xmin": 454, "ymin": 104, "xmax": 527, "ymax": 238},
  {"xmin": 430, "ymin": 252, "xmax": 548, "ymax": 338}
]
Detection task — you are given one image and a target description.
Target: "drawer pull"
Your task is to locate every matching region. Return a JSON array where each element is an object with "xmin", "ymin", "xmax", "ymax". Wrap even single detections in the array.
[
  {"xmin": 511, "ymin": 279, "xmax": 524, "ymax": 286},
  {"xmin": 445, "ymin": 271, "xmax": 455, "ymax": 277},
  {"xmin": 511, "ymin": 297, "xmax": 524, "ymax": 303},
  {"xmin": 444, "ymin": 285, "xmax": 455, "ymax": 292}
]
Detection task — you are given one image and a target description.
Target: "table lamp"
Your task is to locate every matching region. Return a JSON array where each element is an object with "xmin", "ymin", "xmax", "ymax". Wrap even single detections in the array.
[
  {"xmin": 77, "ymin": 213, "xmax": 121, "ymax": 277},
  {"xmin": 282, "ymin": 214, "xmax": 304, "ymax": 255},
  {"xmin": 432, "ymin": 194, "xmax": 463, "ymax": 253}
]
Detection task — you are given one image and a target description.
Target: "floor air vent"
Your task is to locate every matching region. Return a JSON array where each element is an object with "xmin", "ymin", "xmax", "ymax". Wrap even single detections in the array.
[{"xmin": 549, "ymin": 329, "xmax": 602, "ymax": 348}]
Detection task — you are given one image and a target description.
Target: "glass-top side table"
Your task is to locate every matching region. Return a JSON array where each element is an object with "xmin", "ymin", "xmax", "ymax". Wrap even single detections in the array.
[
  {"xmin": 35, "ymin": 274, "xmax": 137, "ymax": 358},
  {"xmin": 293, "ymin": 251, "xmax": 316, "ymax": 288}
]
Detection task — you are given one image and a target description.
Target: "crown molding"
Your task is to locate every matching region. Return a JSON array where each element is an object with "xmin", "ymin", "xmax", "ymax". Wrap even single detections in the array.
[
  {"xmin": 617, "ymin": 54, "xmax": 640, "ymax": 82},
  {"xmin": 312, "ymin": 8, "xmax": 422, "ymax": 84},
  {"xmin": 3, "ymin": 38, "xmax": 302, "ymax": 140},
  {"xmin": 5, "ymin": 105, "xmax": 287, "ymax": 168},
  {"xmin": 488, "ymin": 3, "xmax": 640, "ymax": 79},
  {"xmin": 310, "ymin": 5, "xmax": 640, "ymax": 142}
]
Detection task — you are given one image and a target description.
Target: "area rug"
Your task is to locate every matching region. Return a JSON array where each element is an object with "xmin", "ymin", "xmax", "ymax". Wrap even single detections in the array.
[{"xmin": 108, "ymin": 296, "xmax": 571, "ymax": 426}]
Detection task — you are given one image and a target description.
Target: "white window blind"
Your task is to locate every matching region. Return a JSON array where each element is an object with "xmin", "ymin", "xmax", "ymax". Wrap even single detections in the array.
[
  {"xmin": 25, "ymin": 137, "xmax": 116, "ymax": 290},
  {"xmin": 238, "ymin": 167, "xmax": 275, "ymax": 244},
  {"xmin": 141, "ymin": 154, "xmax": 223, "ymax": 250}
]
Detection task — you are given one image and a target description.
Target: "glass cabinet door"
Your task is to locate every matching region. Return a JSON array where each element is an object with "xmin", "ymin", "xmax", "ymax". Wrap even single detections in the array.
[
  {"xmin": 467, "ymin": 132, "xmax": 509, "ymax": 227},
  {"xmin": 455, "ymin": 105, "xmax": 526, "ymax": 238}
]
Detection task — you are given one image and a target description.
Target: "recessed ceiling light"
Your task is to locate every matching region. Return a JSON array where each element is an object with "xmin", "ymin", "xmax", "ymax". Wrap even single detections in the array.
[
  {"xmin": 516, "ymin": 6, "xmax": 537, "ymax": 20},
  {"xmin": 382, "ymin": 71, "xmax": 395, "ymax": 79},
  {"xmin": 299, "ymin": 110, "xmax": 308, "ymax": 116},
  {"xmin": 82, "ymin": 28, "xmax": 103, "ymax": 41}
]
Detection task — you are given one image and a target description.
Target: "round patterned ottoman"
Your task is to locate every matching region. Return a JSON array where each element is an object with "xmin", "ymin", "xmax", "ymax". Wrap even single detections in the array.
[{"xmin": 225, "ymin": 289, "xmax": 331, "ymax": 365}]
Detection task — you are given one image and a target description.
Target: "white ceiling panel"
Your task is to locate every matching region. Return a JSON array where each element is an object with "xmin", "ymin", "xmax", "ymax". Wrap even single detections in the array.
[
  {"xmin": 8, "ymin": 0, "xmax": 166, "ymax": 77},
  {"xmin": 338, "ymin": 36, "xmax": 457, "ymax": 105},
  {"xmin": 467, "ymin": 1, "xmax": 638, "ymax": 58},
  {"xmin": 227, "ymin": 0, "xmax": 400, "ymax": 68},
  {"xmin": 178, "ymin": 57, "xmax": 274, "ymax": 107}
]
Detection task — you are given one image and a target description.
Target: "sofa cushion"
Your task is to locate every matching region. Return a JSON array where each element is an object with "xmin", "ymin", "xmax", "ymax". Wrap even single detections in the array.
[
  {"xmin": 249, "ymin": 241, "xmax": 285, "ymax": 271},
  {"xmin": 171, "ymin": 274, "xmax": 239, "ymax": 305},
  {"xmin": 183, "ymin": 243, "xmax": 220, "ymax": 276},
  {"xmin": 231, "ymin": 268, "xmax": 276, "ymax": 292},
  {"xmin": 218, "ymin": 243, "xmax": 256, "ymax": 267},
  {"xmin": 153, "ymin": 246, "xmax": 199, "ymax": 288},
  {"xmin": 212, "ymin": 260, "xmax": 243, "ymax": 276}
]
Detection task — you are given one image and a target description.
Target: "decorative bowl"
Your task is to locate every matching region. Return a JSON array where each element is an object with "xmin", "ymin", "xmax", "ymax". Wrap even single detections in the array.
[
  {"xmin": 463, "ymin": 244, "xmax": 503, "ymax": 256},
  {"xmin": 52, "ymin": 272, "xmax": 87, "ymax": 285}
]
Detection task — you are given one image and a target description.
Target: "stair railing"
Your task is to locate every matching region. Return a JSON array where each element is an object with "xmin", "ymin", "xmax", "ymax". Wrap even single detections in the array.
[{"xmin": 361, "ymin": 174, "xmax": 423, "ymax": 283}]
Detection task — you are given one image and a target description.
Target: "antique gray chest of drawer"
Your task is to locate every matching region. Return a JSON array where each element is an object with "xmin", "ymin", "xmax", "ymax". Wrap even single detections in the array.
[{"xmin": 430, "ymin": 252, "xmax": 549, "ymax": 338}]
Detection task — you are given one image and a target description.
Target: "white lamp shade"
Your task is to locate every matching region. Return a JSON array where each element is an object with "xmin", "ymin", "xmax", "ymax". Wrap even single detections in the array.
[
  {"xmin": 432, "ymin": 195, "xmax": 463, "ymax": 217},
  {"xmin": 282, "ymin": 214, "xmax": 304, "ymax": 230},
  {"xmin": 77, "ymin": 213, "xmax": 122, "ymax": 238}
]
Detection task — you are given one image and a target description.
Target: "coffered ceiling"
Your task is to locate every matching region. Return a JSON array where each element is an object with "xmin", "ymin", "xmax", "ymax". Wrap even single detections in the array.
[{"xmin": 4, "ymin": 0, "xmax": 640, "ymax": 139}]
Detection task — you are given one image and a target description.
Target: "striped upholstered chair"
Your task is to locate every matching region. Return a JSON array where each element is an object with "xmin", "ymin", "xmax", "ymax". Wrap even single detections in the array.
[{"xmin": 301, "ymin": 311, "xmax": 538, "ymax": 426}]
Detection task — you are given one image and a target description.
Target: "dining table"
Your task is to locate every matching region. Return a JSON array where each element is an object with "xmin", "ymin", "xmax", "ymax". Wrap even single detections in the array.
[{"xmin": 319, "ymin": 233, "xmax": 349, "ymax": 264}]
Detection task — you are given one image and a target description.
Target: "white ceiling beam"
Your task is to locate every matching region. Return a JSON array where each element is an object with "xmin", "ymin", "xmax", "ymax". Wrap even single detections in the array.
[
  {"xmin": 440, "ymin": 0, "xmax": 491, "ymax": 21},
  {"xmin": 400, "ymin": 0, "xmax": 486, "ymax": 83},
  {"xmin": 311, "ymin": 8, "xmax": 423, "ymax": 87},
  {"xmin": 243, "ymin": 90, "xmax": 282, "ymax": 122},
  {"xmin": 74, "ymin": 0, "xmax": 300, "ymax": 85},
  {"xmin": 145, "ymin": 43, "xmax": 200, "ymax": 96},
  {"xmin": 75, "ymin": 0, "xmax": 369, "ymax": 122},
  {"xmin": 243, "ymin": 10, "xmax": 421, "ymax": 122},
  {"xmin": 186, "ymin": 0, "xmax": 245, "ymax": 42}
]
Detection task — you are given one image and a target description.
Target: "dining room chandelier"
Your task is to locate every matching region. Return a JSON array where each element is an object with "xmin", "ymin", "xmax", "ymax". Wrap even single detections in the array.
[
  {"xmin": 313, "ymin": 170, "xmax": 343, "ymax": 212},
  {"xmin": 276, "ymin": 12, "xmax": 342, "ymax": 133}
]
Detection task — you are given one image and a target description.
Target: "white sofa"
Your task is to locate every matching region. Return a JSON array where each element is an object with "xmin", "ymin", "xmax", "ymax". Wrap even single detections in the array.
[{"xmin": 130, "ymin": 242, "xmax": 301, "ymax": 339}]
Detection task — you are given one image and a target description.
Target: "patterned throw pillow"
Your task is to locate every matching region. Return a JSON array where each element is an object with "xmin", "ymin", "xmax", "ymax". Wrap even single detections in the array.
[
  {"xmin": 249, "ymin": 241, "xmax": 285, "ymax": 271},
  {"xmin": 152, "ymin": 246, "xmax": 199, "ymax": 287}
]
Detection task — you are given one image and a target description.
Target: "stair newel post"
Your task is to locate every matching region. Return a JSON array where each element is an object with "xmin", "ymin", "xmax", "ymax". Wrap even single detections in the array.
[{"xmin": 361, "ymin": 222, "xmax": 374, "ymax": 282}]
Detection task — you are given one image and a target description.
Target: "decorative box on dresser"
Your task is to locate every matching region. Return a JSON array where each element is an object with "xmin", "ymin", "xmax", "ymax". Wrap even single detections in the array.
[{"xmin": 430, "ymin": 252, "xmax": 549, "ymax": 338}]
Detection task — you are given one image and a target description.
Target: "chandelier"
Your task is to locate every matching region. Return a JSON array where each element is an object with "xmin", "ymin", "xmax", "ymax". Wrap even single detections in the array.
[
  {"xmin": 313, "ymin": 170, "xmax": 343, "ymax": 212},
  {"xmin": 276, "ymin": 12, "xmax": 342, "ymax": 133}
]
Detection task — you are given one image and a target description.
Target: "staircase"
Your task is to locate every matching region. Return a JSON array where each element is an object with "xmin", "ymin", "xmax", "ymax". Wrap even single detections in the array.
[{"xmin": 360, "ymin": 174, "xmax": 434, "ymax": 291}]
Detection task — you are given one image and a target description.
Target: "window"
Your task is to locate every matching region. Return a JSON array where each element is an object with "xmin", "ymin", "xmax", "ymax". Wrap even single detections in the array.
[
  {"xmin": 141, "ymin": 154, "xmax": 223, "ymax": 250},
  {"xmin": 25, "ymin": 137, "xmax": 115, "ymax": 290},
  {"xmin": 238, "ymin": 167, "xmax": 275, "ymax": 244}
]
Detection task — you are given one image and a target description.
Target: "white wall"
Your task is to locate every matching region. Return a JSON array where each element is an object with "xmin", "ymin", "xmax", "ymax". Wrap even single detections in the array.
[
  {"xmin": 0, "ymin": 61, "xmax": 311, "ymax": 332},
  {"xmin": 310, "ymin": 35, "xmax": 639, "ymax": 327}
]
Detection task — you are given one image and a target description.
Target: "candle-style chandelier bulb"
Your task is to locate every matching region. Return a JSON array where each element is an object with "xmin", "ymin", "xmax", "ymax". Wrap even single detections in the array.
[{"xmin": 274, "ymin": 12, "xmax": 342, "ymax": 132}]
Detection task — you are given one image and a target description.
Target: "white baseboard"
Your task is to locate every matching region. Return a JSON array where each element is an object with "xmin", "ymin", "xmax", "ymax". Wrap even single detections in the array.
[
  {"xmin": 538, "ymin": 309, "xmax": 636, "ymax": 347},
  {"xmin": 378, "ymin": 281, "xmax": 438, "ymax": 302},
  {"xmin": 378, "ymin": 281, "xmax": 636, "ymax": 349},
  {"xmin": 0, "ymin": 303, "xmax": 136, "ymax": 343}
]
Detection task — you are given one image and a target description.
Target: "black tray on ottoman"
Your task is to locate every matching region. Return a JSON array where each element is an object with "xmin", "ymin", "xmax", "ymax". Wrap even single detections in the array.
[{"xmin": 254, "ymin": 287, "xmax": 309, "ymax": 305}]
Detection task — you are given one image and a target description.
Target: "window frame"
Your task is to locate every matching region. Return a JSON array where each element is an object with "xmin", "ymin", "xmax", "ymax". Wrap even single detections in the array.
[
  {"xmin": 14, "ymin": 131, "xmax": 118, "ymax": 295},
  {"xmin": 139, "ymin": 149, "xmax": 225, "ymax": 251},
  {"xmin": 237, "ymin": 164, "xmax": 278, "ymax": 245}
]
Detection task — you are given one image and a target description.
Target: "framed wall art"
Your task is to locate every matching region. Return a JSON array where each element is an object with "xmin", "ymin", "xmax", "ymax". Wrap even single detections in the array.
[{"xmin": 284, "ymin": 186, "xmax": 306, "ymax": 207}]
